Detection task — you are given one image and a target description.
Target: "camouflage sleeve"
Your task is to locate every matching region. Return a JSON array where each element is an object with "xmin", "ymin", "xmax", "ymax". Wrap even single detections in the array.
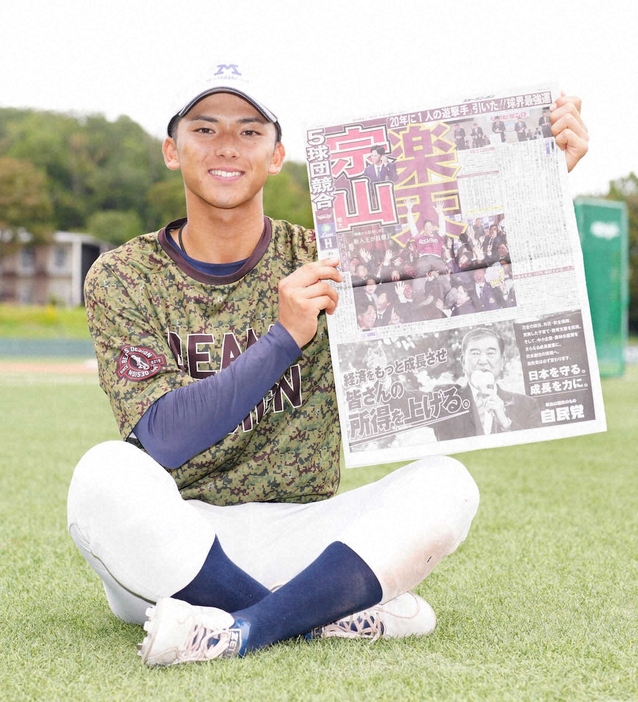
[
  {"xmin": 84, "ymin": 256, "xmax": 195, "ymax": 438},
  {"xmin": 287, "ymin": 221, "xmax": 318, "ymax": 265}
]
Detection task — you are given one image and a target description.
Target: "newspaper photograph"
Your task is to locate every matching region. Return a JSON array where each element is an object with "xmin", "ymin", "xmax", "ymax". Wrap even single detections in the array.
[{"xmin": 304, "ymin": 83, "xmax": 607, "ymax": 468}]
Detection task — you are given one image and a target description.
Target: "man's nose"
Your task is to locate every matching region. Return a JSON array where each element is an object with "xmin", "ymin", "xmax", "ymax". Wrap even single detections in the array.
[{"xmin": 215, "ymin": 133, "xmax": 239, "ymax": 157}]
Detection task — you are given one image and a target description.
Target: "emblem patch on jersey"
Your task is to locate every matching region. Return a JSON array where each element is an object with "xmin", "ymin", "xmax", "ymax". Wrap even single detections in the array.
[{"xmin": 117, "ymin": 346, "xmax": 166, "ymax": 381}]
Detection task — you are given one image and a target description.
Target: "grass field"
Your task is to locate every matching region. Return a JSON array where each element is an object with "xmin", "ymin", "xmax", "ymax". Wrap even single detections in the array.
[
  {"xmin": 0, "ymin": 363, "xmax": 636, "ymax": 701},
  {"xmin": 0, "ymin": 304, "xmax": 91, "ymax": 339}
]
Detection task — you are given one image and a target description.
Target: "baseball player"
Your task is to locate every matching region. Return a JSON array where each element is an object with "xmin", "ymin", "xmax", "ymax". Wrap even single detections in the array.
[{"xmin": 67, "ymin": 63, "xmax": 589, "ymax": 666}]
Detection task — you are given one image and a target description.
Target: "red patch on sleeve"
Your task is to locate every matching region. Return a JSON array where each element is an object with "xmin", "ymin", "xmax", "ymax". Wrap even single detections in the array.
[{"xmin": 116, "ymin": 346, "xmax": 166, "ymax": 381}]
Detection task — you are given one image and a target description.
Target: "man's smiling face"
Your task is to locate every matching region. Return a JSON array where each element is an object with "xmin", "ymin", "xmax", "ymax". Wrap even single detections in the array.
[{"xmin": 163, "ymin": 92, "xmax": 284, "ymax": 214}]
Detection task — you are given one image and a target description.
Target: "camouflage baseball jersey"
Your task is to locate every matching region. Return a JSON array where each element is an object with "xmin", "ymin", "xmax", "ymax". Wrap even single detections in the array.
[{"xmin": 84, "ymin": 218, "xmax": 341, "ymax": 506}]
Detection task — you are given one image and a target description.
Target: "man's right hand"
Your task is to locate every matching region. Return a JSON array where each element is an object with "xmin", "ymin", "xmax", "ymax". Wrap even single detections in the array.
[{"xmin": 277, "ymin": 259, "xmax": 342, "ymax": 348}]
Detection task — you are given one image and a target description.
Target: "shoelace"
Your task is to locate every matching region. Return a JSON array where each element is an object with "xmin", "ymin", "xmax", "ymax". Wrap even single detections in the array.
[
  {"xmin": 178, "ymin": 623, "xmax": 242, "ymax": 662},
  {"xmin": 319, "ymin": 610, "xmax": 384, "ymax": 642}
]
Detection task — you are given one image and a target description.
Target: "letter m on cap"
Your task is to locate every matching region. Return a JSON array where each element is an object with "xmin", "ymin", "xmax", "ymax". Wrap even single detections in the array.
[{"xmin": 214, "ymin": 64, "xmax": 241, "ymax": 77}]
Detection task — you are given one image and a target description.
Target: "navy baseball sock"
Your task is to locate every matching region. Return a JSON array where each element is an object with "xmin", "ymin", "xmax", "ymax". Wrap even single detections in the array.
[
  {"xmin": 231, "ymin": 541, "xmax": 382, "ymax": 653},
  {"xmin": 172, "ymin": 537, "xmax": 270, "ymax": 611}
]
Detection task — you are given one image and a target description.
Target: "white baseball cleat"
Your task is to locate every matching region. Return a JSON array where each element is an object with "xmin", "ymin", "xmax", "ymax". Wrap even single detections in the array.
[
  {"xmin": 137, "ymin": 597, "xmax": 248, "ymax": 666},
  {"xmin": 309, "ymin": 592, "xmax": 436, "ymax": 641}
]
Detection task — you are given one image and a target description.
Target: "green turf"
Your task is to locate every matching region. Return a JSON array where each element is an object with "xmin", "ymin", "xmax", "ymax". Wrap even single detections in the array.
[{"xmin": 0, "ymin": 366, "xmax": 636, "ymax": 701}]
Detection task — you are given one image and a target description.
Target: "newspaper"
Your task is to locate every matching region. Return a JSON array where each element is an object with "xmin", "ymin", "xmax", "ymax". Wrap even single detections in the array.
[{"xmin": 304, "ymin": 83, "xmax": 607, "ymax": 468}]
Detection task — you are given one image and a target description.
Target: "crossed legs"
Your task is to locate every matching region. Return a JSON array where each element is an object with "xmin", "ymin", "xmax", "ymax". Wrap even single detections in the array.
[{"xmin": 68, "ymin": 440, "xmax": 479, "ymax": 634}]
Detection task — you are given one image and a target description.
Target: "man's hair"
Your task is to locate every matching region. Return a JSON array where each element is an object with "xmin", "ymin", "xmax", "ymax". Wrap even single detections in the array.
[
  {"xmin": 461, "ymin": 327, "xmax": 505, "ymax": 357},
  {"xmin": 354, "ymin": 290, "xmax": 375, "ymax": 316},
  {"xmin": 370, "ymin": 145, "xmax": 386, "ymax": 155}
]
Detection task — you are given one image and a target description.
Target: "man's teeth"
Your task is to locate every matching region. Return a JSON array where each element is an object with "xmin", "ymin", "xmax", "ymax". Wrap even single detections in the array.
[{"xmin": 210, "ymin": 170, "xmax": 241, "ymax": 178}]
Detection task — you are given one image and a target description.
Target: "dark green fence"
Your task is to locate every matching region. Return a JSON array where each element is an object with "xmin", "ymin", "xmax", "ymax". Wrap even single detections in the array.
[{"xmin": 575, "ymin": 198, "xmax": 629, "ymax": 377}]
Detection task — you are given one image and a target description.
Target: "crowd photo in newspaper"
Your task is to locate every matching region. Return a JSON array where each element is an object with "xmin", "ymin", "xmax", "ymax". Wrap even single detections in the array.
[{"xmin": 305, "ymin": 84, "xmax": 606, "ymax": 468}]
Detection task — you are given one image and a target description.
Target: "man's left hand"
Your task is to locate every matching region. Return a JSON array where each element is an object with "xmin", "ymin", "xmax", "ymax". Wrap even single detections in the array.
[{"xmin": 551, "ymin": 93, "xmax": 589, "ymax": 172}]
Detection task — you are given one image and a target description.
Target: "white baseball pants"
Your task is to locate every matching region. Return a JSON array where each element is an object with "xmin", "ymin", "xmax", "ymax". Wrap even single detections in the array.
[{"xmin": 67, "ymin": 440, "xmax": 479, "ymax": 624}]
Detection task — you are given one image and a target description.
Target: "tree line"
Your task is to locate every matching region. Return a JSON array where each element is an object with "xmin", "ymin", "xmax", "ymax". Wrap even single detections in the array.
[
  {"xmin": 0, "ymin": 107, "xmax": 313, "ymax": 246},
  {"xmin": 0, "ymin": 108, "xmax": 635, "ymax": 330}
]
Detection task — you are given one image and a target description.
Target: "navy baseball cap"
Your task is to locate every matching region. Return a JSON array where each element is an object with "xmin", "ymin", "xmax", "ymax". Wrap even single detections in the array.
[{"xmin": 167, "ymin": 62, "xmax": 281, "ymax": 140}]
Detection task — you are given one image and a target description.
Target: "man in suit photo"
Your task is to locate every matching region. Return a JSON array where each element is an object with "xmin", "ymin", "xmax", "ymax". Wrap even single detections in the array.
[{"xmin": 433, "ymin": 327, "xmax": 540, "ymax": 441}]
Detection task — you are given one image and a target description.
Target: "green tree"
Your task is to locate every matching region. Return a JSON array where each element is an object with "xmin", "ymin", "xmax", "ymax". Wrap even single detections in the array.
[
  {"xmin": 0, "ymin": 108, "xmax": 175, "ymax": 234},
  {"xmin": 264, "ymin": 161, "xmax": 313, "ymax": 228},
  {"xmin": 87, "ymin": 210, "xmax": 144, "ymax": 246},
  {"xmin": 147, "ymin": 177, "xmax": 186, "ymax": 226},
  {"xmin": 0, "ymin": 156, "xmax": 54, "ymax": 241},
  {"xmin": 605, "ymin": 172, "xmax": 638, "ymax": 332},
  {"xmin": 2, "ymin": 110, "xmax": 88, "ymax": 229}
]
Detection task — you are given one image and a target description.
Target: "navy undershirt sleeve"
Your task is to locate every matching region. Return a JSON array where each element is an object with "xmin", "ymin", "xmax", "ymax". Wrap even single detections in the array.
[{"xmin": 133, "ymin": 322, "xmax": 302, "ymax": 469}]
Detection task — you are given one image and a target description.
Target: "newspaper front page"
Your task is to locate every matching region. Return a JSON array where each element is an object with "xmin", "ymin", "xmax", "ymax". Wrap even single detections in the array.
[{"xmin": 304, "ymin": 83, "xmax": 607, "ymax": 468}]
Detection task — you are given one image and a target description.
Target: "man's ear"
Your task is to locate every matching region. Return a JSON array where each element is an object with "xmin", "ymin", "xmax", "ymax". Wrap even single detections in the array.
[
  {"xmin": 162, "ymin": 137, "xmax": 181, "ymax": 171},
  {"xmin": 268, "ymin": 141, "xmax": 286, "ymax": 175}
]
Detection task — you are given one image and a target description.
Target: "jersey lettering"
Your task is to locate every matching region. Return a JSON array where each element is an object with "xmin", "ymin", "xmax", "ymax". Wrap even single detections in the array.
[
  {"xmin": 220, "ymin": 331, "xmax": 242, "ymax": 369},
  {"xmin": 273, "ymin": 364, "xmax": 302, "ymax": 412},
  {"xmin": 167, "ymin": 329, "xmax": 185, "ymax": 371},
  {"xmin": 242, "ymin": 365, "xmax": 302, "ymax": 432},
  {"xmin": 170, "ymin": 326, "xmax": 303, "ymax": 434},
  {"xmin": 187, "ymin": 334, "xmax": 216, "ymax": 378}
]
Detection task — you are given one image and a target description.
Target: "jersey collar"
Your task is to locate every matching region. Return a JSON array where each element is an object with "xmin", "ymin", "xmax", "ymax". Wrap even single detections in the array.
[{"xmin": 158, "ymin": 217, "xmax": 272, "ymax": 285}]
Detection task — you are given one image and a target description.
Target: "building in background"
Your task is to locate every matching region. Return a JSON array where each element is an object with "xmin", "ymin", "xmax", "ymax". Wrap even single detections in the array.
[{"xmin": 0, "ymin": 231, "xmax": 111, "ymax": 307}]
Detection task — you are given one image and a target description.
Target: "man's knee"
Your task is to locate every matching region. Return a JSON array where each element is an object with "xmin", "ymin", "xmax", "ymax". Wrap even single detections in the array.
[
  {"xmin": 67, "ymin": 440, "xmax": 217, "ymax": 604},
  {"xmin": 345, "ymin": 456, "xmax": 479, "ymax": 599},
  {"xmin": 428, "ymin": 455, "xmax": 480, "ymax": 513},
  {"xmin": 68, "ymin": 441, "xmax": 178, "ymax": 525},
  {"xmin": 396, "ymin": 456, "xmax": 480, "ymax": 542},
  {"xmin": 70, "ymin": 440, "xmax": 174, "ymax": 493}
]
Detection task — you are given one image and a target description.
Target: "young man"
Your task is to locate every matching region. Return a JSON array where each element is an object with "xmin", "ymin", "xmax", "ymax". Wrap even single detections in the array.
[
  {"xmin": 363, "ymin": 145, "xmax": 397, "ymax": 184},
  {"xmin": 67, "ymin": 63, "xmax": 589, "ymax": 666}
]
